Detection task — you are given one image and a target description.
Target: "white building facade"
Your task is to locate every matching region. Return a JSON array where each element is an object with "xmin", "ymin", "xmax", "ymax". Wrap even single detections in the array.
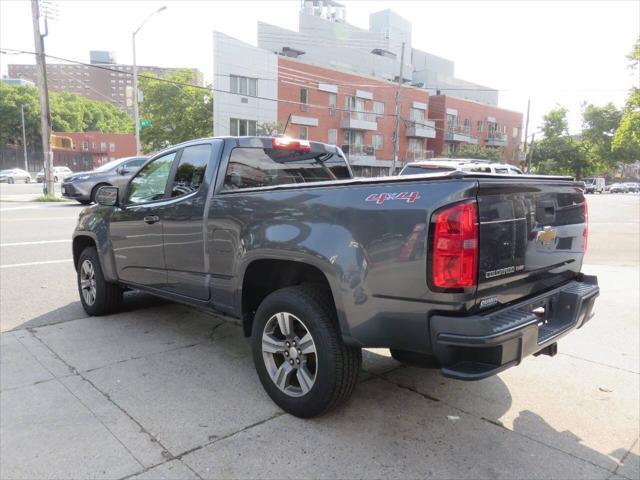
[{"xmin": 213, "ymin": 31, "xmax": 278, "ymax": 136}]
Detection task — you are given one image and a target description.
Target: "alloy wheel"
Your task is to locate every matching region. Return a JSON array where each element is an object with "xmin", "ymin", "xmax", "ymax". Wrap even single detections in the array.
[
  {"xmin": 80, "ymin": 259, "xmax": 97, "ymax": 306},
  {"xmin": 262, "ymin": 312, "xmax": 317, "ymax": 397}
]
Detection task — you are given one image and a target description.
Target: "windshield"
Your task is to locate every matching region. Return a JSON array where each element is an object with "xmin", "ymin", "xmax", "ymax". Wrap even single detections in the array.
[
  {"xmin": 93, "ymin": 158, "xmax": 126, "ymax": 173},
  {"xmin": 0, "ymin": 170, "xmax": 13, "ymax": 175},
  {"xmin": 400, "ymin": 165, "xmax": 456, "ymax": 175}
]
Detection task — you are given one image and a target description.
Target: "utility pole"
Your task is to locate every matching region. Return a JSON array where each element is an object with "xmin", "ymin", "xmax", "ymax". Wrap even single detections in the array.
[
  {"xmin": 389, "ymin": 41, "xmax": 405, "ymax": 176},
  {"xmin": 21, "ymin": 105, "xmax": 29, "ymax": 172},
  {"xmin": 527, "ymin": 132, "xmax": 535, "ymax": 173},
  {"xmin": 31, "ymin": 0, "xmax": 54, "ymax": 195},
  {"xmin": 522, "ymin": 98, "xmax": 530, "ymax": 167}
]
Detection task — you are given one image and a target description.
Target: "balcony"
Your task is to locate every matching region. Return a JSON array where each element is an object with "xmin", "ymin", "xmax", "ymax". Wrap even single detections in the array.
[
  {"xmin": 405, "ymin": 120, "xmax": 436, "ymax": 139},
  {"xmin": 340, "ymin": 111, "xmax": 378, "ymax": 131},
  {"xmin": 406, "ymin": 150, "xmax": 435, "ymax": 162},
  {"xmin": 444, "ymin": 125, "xmax": 477, "ymax": 144},
  {"xmin": 486, "ymin": 132, "xmax": 508, "ymax": 147}
]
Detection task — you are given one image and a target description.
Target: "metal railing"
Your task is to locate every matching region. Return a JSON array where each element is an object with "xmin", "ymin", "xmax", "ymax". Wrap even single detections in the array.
[
  {"xmin": 406, "ymin": 150, "xmax": 435, "ymax": 161},
  {"xmin": 342, "ymin": 110, "xmax": 377, "ymax": 123},
  {"xmin": 341, "ymin": 144, "xmax": 376, "ymax": 157}
]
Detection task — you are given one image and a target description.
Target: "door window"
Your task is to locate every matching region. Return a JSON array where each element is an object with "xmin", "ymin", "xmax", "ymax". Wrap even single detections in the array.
[
  {"xmin": 171, "ymin": 144, "xmax": 211, "ymax": 197},
  {"xmin": 126, "ymin": 152, "xmax": 176, "ymax": 204}
]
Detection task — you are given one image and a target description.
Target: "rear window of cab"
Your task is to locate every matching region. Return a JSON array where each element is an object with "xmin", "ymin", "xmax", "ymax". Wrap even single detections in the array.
[{"xmin": 223, "ymin": 147, "xmax": 350, "ymax": 190}]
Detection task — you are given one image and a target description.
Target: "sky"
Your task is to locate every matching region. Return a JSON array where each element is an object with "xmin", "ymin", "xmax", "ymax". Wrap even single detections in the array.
[{"xmin": 1, "ymin": 0, "xmax": 638, "ymax": 136}]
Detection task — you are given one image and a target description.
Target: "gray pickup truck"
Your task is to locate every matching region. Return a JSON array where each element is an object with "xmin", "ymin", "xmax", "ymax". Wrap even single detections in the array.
[{"xmin": 72, "ymin": 136, "xmax": 599, "ymax": 417}]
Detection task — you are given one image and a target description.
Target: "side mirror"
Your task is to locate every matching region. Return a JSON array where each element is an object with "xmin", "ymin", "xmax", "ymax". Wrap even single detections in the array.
[
  {"xmin": 117, "ymin": 167, "xmax": 130, "ymax": 175},
  {"xmin": 95, "ymin": 186, "xmax": 119, "ymax": 207}
]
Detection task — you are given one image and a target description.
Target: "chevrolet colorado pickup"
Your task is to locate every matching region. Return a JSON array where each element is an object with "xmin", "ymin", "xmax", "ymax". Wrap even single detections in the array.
[{"xmin": 72, "ymin": 136, "xmax": 599, "ymax": 417}]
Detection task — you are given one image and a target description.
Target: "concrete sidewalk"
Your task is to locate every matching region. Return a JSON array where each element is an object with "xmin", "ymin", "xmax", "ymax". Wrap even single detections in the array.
[{"xmin": 1, "ymin": 264, "xmax": 638, "ymax": 480}]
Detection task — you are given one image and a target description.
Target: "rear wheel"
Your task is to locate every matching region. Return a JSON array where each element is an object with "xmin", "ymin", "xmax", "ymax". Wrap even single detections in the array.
[
  {"xmin": 8, "ymin": 178, "xmax": 14, "ymax": 184},
  {"xmin": 54, "ymin": 176, "xmax": 58, "ymax": 182},
  {"xmin": 252, "ymin": 285, "xmax": 361, "ymax": 418},
  {"xmin": 77, "ymin": 246, "xmax": 123, "ymax": 316},
  {"xmin": 25, "ymin": 177, "xmax": 31, "ymax": 184}
]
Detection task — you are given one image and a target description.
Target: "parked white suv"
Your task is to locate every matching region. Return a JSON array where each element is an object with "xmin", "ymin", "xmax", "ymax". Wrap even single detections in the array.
[{"xmin": 400, "ymin": 158, "xmax": 523, "ymax": 176}]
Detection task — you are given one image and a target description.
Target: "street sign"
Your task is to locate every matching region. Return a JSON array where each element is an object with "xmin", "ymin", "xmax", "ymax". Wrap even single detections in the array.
[{"xmin": 140, "ymin": 119, "xmax": 152, "ymax": 128}]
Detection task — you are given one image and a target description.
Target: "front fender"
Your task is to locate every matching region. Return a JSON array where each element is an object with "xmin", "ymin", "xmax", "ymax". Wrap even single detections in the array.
[{"xmin": 73, "ymin": 206, "xmax": 118, "ymax": 283}]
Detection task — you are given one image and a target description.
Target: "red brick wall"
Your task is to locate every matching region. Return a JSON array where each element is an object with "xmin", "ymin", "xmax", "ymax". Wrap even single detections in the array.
[
  {"xmin": 53, "ymin": 132, "xmax": 136, "ymax": 169},
  {"xmin": 277, "ymin": 57, "xmax": 429, "ymax": 164},
  {"xmin": 427, "ymin": 95, "xmax": 523, "ymax": 165}
]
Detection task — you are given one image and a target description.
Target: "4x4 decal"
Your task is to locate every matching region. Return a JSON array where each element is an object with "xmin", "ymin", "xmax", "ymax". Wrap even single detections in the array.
[{"xmin": 365, "ymin": 192, "xmax": 421, "ymax": 205}]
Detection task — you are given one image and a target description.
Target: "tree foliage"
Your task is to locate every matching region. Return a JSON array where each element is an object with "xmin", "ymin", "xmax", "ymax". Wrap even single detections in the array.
[
  {"xmin": 0, "ymin": 82, "xmax": 132, "ymax": 150},
  {"xmin": 581, "ymin": 102, "xmax": 622, "ymax": 169},
  {"xmin": 256, "ymin": 121, "xmax": 284, "ymax": 136},
  {"xmin": 612, "ymin": 39, "xmax": 640, "ymax": 162},
  {"xmin": 449, "ymin": 143, "xmax": 504, "ymax": 161},
  {"xmin": 541, "ymin": 106, "xmax": 569, "ymax": 138},
  {"xmin": 139, "ymin": 70, "xmax": 212, "ymax": 153}
]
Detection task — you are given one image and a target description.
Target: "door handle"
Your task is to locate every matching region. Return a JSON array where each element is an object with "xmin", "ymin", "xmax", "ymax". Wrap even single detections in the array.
[{"xmin": 143, "ymin": 215, "xmax": 160, "ymax": 224}]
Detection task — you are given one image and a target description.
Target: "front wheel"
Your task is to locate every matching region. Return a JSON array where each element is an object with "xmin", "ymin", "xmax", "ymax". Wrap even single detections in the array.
[
  {"xmin": 8, "ymin": 178, "xmax": 14, "ymax": 184},
  {"xmin": 25, "ymin": 177, "xmax": 31, "ymax": 184},
  {"xmin": 77, "ymin": 246, "xmax": 123, "ymax": 315},
  {"xmin": 252, "ymin": 285, "xmax": 361, "ymax": 418}
]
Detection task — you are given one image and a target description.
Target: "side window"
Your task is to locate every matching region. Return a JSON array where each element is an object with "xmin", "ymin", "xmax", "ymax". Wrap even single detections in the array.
[
  {"xmin": 124, "ymin": 158, "xmax": 146, "ymax": 170},
  {"xmin": 495, "ymin": 167, "xmax": 509, "ymax": 174},
  {"xmin": 170, "ymin": 144, "xmax": 211, "ymax": 197},
  {"xmin": 126, "ymin": 152, "xmax": 176, "ymax": 204}
]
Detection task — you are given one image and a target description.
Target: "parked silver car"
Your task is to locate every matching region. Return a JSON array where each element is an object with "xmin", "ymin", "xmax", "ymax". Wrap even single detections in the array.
[
  {"xmin": 36, "ymin": 166, "xmax": 73, "ymax": 183},
  {"xmin": 61, "ymin": 156, "xmax": 147, "ymax": 204},
  {"xmin": 0, "ymin": 168, "xmax": 32, "ymax": 184}
]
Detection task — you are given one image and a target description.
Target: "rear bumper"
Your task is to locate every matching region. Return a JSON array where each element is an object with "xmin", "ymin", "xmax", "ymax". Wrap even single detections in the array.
[{"xmin": 430, "ymin": 275, "xmax": 599, "ymax": 380}]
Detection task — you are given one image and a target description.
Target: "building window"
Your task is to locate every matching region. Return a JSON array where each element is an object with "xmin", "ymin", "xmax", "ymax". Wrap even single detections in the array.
[
  {"xmin": 463, "ymin": 118, "xmax": 471, "ymax": 134},
  {"xmin": 100, "ymin": 142, "xmax": 106, "ymax": 153},
  {"xmin": 446, "ymin": 143, "xmax": 456, "ymax": 155},
  {"xmin": 410, "ymin": 108, "xmax": 425, "ymax": 124},
  {"xmin": 373, "ymin": 101, "xmax": 385, "ymax": 115},
  {"xmin": 328, "ymin": 93, "xmax": 336, "ymax": 116},
  {"xmin": 300, "ymin": 88, "xmax": 308, "ymax": 112},
  {"xmin": 512, "ymin": 127, "xmax": 519, "ymax": 139},
  {"xmin": 299, "ymin": 126, "xmax": 308, "ymax": 140},
  {"xmin": 446, "ymin": 114, "xmax": 458, "ymax": 131},
  {"xmin": 82, "ymin": 141, "xmax": 89, "ymax": 152},
  {"xmin": 372, "ymin": 134, "xmax": 384, "ymax": 150},
  {"xmin": 477, "ymin": 121, "xmax": 484, "ymax": 134},
  {"xmin": 109, "ymin": 142, "xmax": 115, "ymax": 153},
  {"xmin": 328, "ymin": 129, "xmax": 337, "ymax": 145},
  {"xmin": 229, "ymin": 118, "xmax": 257, "ymax": 136},
  {"xmin": 230, "ymin": 75, "xmax": 257, "ymax": 97}
]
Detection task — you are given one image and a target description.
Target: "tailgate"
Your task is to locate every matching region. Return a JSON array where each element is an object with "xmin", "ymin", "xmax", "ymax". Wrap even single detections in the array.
[{"xmin": 476, "ymin": 178, "xmax": 586, "ymax": 307}]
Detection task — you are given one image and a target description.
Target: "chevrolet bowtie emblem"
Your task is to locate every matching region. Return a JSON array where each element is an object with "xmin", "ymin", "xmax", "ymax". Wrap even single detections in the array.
[{"xmin": 536, "ymin": 226, "xmax": 557, "ymax": 245}]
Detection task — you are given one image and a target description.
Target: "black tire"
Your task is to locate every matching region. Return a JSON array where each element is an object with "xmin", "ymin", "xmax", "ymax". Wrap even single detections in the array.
[
  {"xmin": 77, "ymin": 199, "xmax": 91, "ymax": 205},
  {"xmin": 90, "ymin": 183, "xmax": 109, "ymax": 204},
  {"xmin": 54, "ymin": 176, "xmax": 58, "ymax": 182},
  {"xmin": 77, "ymin": 246, "xmax": 123, "ymax": 316},
  {"xmin": 8, "ymin": 178, "xmax": 14, "ymax": 184},
  {"xmin": 25, "ymin": 177, "xmax": 31, "ymax": 184},
  {"xmin": 390, "ymin": 349, "xmax": 442, "ymax": 369},
  {"xmin": 251, "ymin": 285, "xmax": 361, "ymax": 418}
]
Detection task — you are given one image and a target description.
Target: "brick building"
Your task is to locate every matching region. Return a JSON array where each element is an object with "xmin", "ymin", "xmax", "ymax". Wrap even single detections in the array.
[
  {"xmin": 428, "ymin": 95, "xmax": 523, "ymax": 163},
  {"xmin": 51, "ymin": 132, "xmax": 136, "ymax": 171},
  {"xmin": 277, "ymin": 56, "xmax": 435, "ymax": 175},
  {"xmin": 9, "ymin": 51, "xmax": 203, "ymax": 115}
]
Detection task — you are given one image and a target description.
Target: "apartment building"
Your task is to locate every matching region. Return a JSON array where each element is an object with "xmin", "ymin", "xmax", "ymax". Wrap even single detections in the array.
[
  {"xmin": 277, "ymin": 56, "xmax": 434, "ymax": 175},
  {"xmin": 428, "ymin": 95, "xmax": 523, "ymax": 163},
  {"xmin": 8, "ymin": 50, "xmax": 203, "ymax": 115}
]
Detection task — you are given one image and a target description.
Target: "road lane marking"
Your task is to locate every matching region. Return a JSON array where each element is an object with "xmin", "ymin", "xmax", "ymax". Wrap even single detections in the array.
[
  {"xmin": 0, "ymin": 239, "xmax": 71, "ymax": 247},
  {"xmin": 0, "ymin": 259, "xmax": 72, "ymax": 269}
]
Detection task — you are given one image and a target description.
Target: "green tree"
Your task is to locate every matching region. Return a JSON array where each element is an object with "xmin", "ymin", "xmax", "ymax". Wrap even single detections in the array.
[
  {"xmin": 581, "ymin": 102, "xmax": 622, "ymax": 170},
  {"xmin": 0, "ymin": 83, "xmax": 132, "ymax": 150},
  {"xmin": 256, "ymin": 121, "xmax": 284, "ymax": 136},
  {"xmin": 139, "ymin": 70, "xmax": 213, "ymax": 153},
  {"xmin": 612, "ymin": 39, "xmax": 640, "ymax": 162},
  {"xmin": 449, "ymin": 144, "xmax": 504, "ymax": 161},
  {"xmin": 532, "ymin": 106, "xmax": 591, "ymax": 178},
  {"xmin": 541, "ymin": 106, "xmax": 569, "ymax": 138}
]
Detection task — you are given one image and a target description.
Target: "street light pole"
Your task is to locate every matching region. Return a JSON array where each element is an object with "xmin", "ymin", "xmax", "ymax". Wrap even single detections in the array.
[
  {"xmin": 21, "ymin": 105, "xmax": 29, "ymax": 172},
  {"xmin": 132, "ymin": 5, "xmax": 166, "ymax": 156}
]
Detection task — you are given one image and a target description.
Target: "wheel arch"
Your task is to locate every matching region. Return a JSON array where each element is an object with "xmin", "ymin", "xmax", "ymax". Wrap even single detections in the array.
[
  {"xmin": 72, "ymin": 233, "xmax": 119, "ymax": 282},
  {"xmin": 238, "ymin": 258, "xmax": 351, "ymax": 342}
]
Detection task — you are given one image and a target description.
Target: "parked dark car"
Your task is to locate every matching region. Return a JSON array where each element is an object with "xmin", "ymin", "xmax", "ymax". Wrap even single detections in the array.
[
  {"xmin": 61, "ymin": 156, "xmax": 147, "ymax": 204},
  {"xmin": 72, "ymin": 137, "xmax": 599, "ymax": 417}
]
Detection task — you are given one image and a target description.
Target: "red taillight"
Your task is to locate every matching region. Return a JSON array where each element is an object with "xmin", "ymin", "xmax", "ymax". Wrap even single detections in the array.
[
  {"xmin": 583, "ymin": 198, "xmax": 588, "ymax": 253},
  {"xmin": 432, "ymin": 201, "xmax": 478, "ymax": 289},
  {"xmin": 272, "ymin": 137, "xmax": 311, "ymax": 151}
]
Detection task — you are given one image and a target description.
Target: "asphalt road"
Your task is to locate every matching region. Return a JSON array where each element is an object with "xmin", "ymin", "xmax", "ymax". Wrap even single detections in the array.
[{"xmin": 1, "ymin": 186, "xmax": 638, "ymax": 480}]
